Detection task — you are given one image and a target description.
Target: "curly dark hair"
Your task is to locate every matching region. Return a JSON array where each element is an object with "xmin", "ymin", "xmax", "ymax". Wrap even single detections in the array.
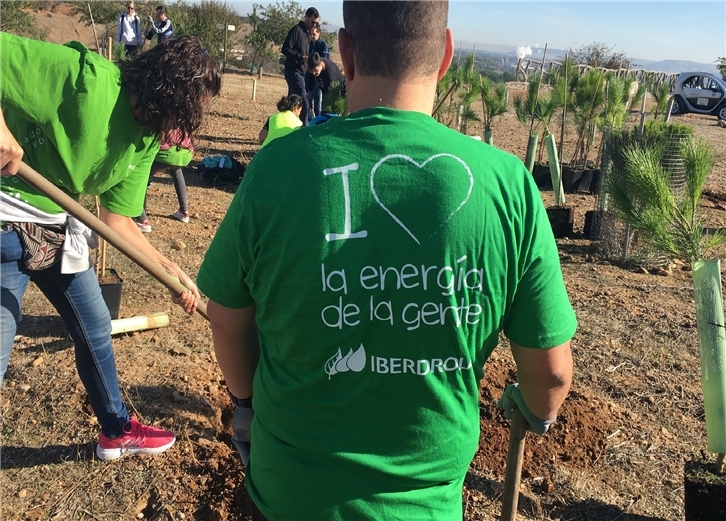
[
  {"xmin": 277, "ymin": 94, "xmax": 303, "ymax": 112},
  {"xmin": 119, "ymin": 36, "xmax": 221, "ymax": 139}
]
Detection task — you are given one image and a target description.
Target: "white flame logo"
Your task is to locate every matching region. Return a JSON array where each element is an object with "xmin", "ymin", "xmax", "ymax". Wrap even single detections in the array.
[{"xmin": 325, "ymin": 344, "xmax": 366, "ymax": 380}]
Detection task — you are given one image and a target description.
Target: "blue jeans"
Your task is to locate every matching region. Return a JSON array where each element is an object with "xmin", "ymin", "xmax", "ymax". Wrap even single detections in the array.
[
  {"xmin": 310, "ymin": 86, "xmax": 323, "ymax": 119},
  {"xmin": 0, "ymin": 229, "xmax": 129, "ymax": 437},
  {"xmin": 284, "ymin": 69, "xmax": 310, "ymax": 126}
]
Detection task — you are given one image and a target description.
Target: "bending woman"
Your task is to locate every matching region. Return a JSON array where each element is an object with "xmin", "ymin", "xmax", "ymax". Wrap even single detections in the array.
[
  {"xmin": 258, "ymin": 95, "xmax": 303, "ymax": 148},
  {"xmin": 0, "ymin": 35, "xmax": 221, "ymax": 460}
]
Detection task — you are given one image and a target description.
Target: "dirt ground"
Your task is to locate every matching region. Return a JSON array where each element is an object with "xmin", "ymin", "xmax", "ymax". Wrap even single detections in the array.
[{"xmin": 3, "ymin": 5, "xmax": 726, "ymax": 521}]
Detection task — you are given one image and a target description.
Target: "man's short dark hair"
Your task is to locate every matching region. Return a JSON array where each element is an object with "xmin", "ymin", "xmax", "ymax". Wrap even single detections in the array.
[
  {"xmin": 343, "ymin": 1, "xmax": 448, "ymax": 79},
  {"xmin": 308, "ymin": 52, "xmax": 323, "ymax": 70},
  {"xmin": 305, "ymin": 7, "xmax": 319, "ymax": 18},
  {"xmin": 156, "ymin": 5, "xmax": 165, "ymax": 14}
]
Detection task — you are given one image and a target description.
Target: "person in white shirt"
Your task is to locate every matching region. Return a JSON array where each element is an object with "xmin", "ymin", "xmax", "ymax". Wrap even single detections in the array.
[{"xmin": 116, "ymin": 1, "xmax": 143, "ymax": 57}]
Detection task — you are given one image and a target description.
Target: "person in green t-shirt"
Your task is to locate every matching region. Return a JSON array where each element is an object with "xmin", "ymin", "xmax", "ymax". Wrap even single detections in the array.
[
  {"xmin": 0, "ymin": 34, "xmax": 221, "ymax": 460},
  {"xmin": 198, "ymin": 2, "xmax": 576, "ymax": 520}
]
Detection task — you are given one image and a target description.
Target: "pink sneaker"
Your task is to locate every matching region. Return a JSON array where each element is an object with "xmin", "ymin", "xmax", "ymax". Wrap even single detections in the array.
[{"xmin": 96, "ymin": 416, "xmax": 175, "ymax": 461}]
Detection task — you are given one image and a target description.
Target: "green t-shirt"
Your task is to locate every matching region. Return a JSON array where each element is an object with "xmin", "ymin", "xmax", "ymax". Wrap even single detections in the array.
[
  {"xmin": 198, "ymin": 107, "xmax": 577, "ymax": 520},
  {"xmin": 0, "ymin": 33, "xmax": 158, "ymax": 216}
]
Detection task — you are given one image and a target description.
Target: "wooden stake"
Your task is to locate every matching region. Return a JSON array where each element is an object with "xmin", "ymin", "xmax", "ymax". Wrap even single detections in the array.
[
  {"xmin": 87, "ymin": 3, "xmax": 101, "ymax": 56},
  {"xmin": 527, "ymin": 44, "xmax": 548, "ymax": 138},
  {"xmin": 559, "ymin": 50, "xmax": 569, "ymax": 166},
  {"xmin": 252, "ymin": 78, "xmax": 258, "ymax": 101},
  {"xmin": 107, "ymin": 37, "xmax": 113, "ymax": 61},
  {"xmin": 500, "ymin": 408, "xmax": 528, "ymax": 521},
  {"xmin": 111, "ymin": 312, "xmax": 169, "ymax": 336}
]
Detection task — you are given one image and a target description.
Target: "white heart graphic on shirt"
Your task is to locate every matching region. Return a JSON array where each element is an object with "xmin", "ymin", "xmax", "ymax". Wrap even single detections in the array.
[{"xmin": 370, "ymin": 153, "xmax": 474, "ymax": 245}]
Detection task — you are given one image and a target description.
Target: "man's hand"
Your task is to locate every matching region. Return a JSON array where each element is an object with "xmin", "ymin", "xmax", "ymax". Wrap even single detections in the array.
[
  {"xmin": 148, "ymin": 15, "xmax": 154, "ymax": 23},
  {"xmin": 0, "ymin": 112, "xmax": 23, "ymax": 176},
  {"xmin": 497, "ymin": 383, "xmax": 555, "ymax": 436},
  {"xmin": 231, "ymin": 404, "xmax": 254, "ymax": 466}
]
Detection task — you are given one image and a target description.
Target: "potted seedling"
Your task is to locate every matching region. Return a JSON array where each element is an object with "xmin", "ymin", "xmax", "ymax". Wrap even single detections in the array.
[
  {"xmin": 513, "ymin": 75, "xmax": 561, "ymax": 180},
  {"xmin": 478, "ymin": 76, "xmax": 507, "ymax": 146},
  {"xmin": 569, "ymin": 69, "xmax": 606, "ymax": 176},
  {"xmin": 606, "ymin": 137, "xmax": 726, "ymax": 519},
  {"xmin": 650, "ymin": 81, "xmax": 672, "ymax": 121}
]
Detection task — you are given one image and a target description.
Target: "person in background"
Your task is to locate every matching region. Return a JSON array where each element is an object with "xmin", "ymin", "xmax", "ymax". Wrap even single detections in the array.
[
  {"xmin": 198, "ymin": 1, "xmax": 575, "ymax": 520},
  {"xmin": 309, "ymin": 23, "xmax": 330, "ymax": 59},
  {"xmin": 257, "ymin": 95, "xmax": 303, "ymax": 148},
  {"xmin": 0, "ymin": 34, "xmax": 221, "ymax": 460},
  {"xmin": 134, "ymin": 130, "xmax": 193, "ymax": 233},
  {"xmin": 116, "ymin": 1, "xmax": 143, "ymax": 57},
  {"xmin": 306, "ymin": 52, "xmax": 345, "ymax": 119},
  {"xmin": 146, "ymin": 5, "xmax": 174, "ymax": 45},
  {"xmin": 281, "ymin": 7, "xmax": 319, "ymax": 126}
]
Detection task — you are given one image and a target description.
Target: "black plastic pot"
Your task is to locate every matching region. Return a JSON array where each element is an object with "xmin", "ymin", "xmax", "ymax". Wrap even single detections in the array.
[
  {"xmin": 531, "ymin": 163, "xmax": 552, "ymax": 190},
  {"xmin": 561, "ymin": 167, "xmax": 582, "ymax": 193},
  {"xmin": 99, "ymin": 268, "xmax": 123, "ymax": 320},
  {"xmin": 546, "ymin": 206, "xmax": 574, "ymax": 239},
  {"xmin": 583, "ymin": 210, "xmax": 603, "ymax": 240},
  {"xmin": 684, "ymin": 459, "xmax": 726, "ymax": 520}
]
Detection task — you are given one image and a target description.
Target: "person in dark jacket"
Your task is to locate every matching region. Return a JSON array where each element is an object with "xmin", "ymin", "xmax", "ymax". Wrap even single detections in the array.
[
  {"xmin": 281, "ymin": 7, "xmax": 319, "ymax": 125},
  {"xmin": 146, "ymin": 5, "xmax": 174, "ymax": 45},
  {"xmin": 308, "ymin": 24, "xmax": 330, "ymax": 59},
  {"xmin": 306, "ymin": 52, "xmax": 345, "ymax": 118}
]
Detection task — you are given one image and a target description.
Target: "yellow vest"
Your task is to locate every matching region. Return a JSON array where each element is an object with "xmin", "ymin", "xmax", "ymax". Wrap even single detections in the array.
[{"xmin": 261, "ymin": 111, "xmax": 303, "ymax": 148}]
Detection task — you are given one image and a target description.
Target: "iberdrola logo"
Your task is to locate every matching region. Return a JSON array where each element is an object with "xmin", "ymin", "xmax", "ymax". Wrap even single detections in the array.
[{"xmin": 325, "ymin": 344, "xmax": 366, "ymax": 380}]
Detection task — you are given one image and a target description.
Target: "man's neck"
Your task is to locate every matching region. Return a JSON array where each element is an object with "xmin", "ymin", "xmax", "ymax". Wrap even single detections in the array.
[{"xmin": 346, "ymin": 75, "xmax": 437, "ymax": 115}]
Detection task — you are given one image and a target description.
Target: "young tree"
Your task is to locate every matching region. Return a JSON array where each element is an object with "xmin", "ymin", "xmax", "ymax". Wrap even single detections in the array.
[
  {"xmin": 479, "ymin": 76, "xmax": 508, "ymax": 144},
  {"xmin": 172, "ymin": 0, "xmax": 242, "ymax": 62},
  {"xmin": 571, "ymin": 41, "xmax": 629, "ymax": 70},
  {"xmin": 650, "ymin": 82, "xmax": 671, "ymax": 120}
]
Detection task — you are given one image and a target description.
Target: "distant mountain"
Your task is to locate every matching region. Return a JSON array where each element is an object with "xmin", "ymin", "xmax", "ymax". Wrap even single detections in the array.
[{"xmin": 629, "ymin": 58, "xmax": 720, "ymax": 75}]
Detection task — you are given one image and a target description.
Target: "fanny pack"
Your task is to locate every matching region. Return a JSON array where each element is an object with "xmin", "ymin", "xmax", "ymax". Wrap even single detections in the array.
[{"xmin": 9, "ymin": 221, "xmax": 65, "ymax": 271}]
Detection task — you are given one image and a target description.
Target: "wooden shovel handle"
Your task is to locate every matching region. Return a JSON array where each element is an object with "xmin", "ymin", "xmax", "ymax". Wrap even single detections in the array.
[
  {"xmin": 500, "ymin": 407, "xmax": 528, "ymax": 521},
  {"xmin": 16, "ymin": 162, "xmax": 208, "ymax": 321}
]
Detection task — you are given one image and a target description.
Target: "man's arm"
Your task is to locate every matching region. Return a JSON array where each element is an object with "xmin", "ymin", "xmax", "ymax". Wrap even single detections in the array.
[
  {"xmin": 150, "ymin": 19, "xmax": 172, "ymax": 35},
  {"xmin": 510, "ymin": 340, "xmax": 572, "ymax": 421},
  {"xmin": 281, "ymin": 26, "xmax": 302, "ymax": 63},
  {"xmin": 116, "ymin": 14, "xmax": 123, "ymax": 42},
  {"xmin": 207, "ymin": 301, "xmax": 259, "ymax": 399}
]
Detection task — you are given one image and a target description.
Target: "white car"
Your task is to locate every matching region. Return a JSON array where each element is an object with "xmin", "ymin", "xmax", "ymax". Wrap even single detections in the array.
[{"xmin": 670, "ymin": 72, "xmax": 726, "ymax": 120}]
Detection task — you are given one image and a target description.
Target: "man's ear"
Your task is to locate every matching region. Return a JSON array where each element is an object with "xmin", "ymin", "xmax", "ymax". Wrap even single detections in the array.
[
  {"xmin": 437, "ymin": 28, "xmax": 455, "ymax": 81},
  {"xmin": 338, "ymin": 27, "xmax": 355, "ymax": 82}
]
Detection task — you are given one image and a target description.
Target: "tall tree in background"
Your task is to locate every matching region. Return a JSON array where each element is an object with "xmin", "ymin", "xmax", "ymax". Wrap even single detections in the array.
[
  {"xmin": 571, "ymin": 41, "xmax": 629, "ymax": 70},
  {"xmin": 172, "ymin": 1, "xmax": 241, "ymax": 62},
  {"xmin": 71, "ymin": 1, "xmax": 130, "ymax": 42},
  {"xmin": 244, "ymin": 1, "xmax": 335, "ymax": 69},
  {"xmin": 0, "ymin": 1, "xmax": 48, "ymax": 40}
]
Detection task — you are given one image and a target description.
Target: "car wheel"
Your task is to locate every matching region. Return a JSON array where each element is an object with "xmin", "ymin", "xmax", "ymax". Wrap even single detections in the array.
[
  {"xmin": 670, "ymin": 96, "xmax": 685, "ymax": 116},
  {"xmin": 719, "ymin": 104, "xmax": 726, "ymax": 121}
]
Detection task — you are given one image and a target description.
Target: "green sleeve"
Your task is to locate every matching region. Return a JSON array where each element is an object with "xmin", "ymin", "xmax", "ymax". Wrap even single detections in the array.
[
  {"xmin": 503, "ymin": 166, "xmax": 577, "ymax": 348},
  {"xmin": 198, "ymin": 180, "xmax": 254, "ymax": 308},
  {"xmin": 99, "ymin": 144, "xmax": 157, "ymax": 217}
]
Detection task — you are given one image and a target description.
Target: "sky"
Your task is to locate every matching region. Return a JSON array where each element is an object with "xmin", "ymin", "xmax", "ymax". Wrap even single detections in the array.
[{"xmin": 228, "ymin": 1, "xmax": 725, "ymax": 64}]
